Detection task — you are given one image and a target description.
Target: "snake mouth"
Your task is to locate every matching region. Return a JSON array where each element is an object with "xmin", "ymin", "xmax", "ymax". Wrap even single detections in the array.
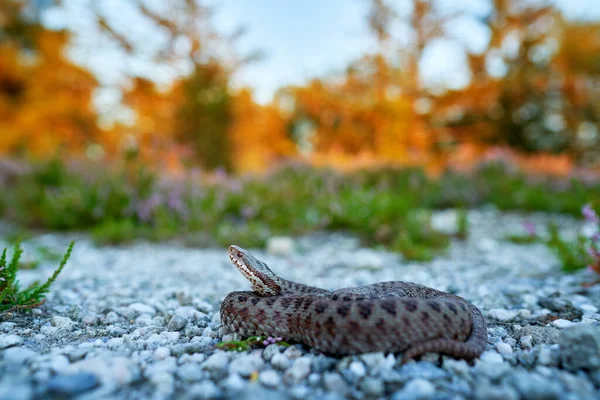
[{"xmin": 229, "ymin": 253, "xmax": 254, "ymax": 280}]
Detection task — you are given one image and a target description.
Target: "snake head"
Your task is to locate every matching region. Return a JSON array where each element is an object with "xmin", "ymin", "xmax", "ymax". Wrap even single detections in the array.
[{"xmin": 228, "ymin": 245, "xmax": 283, "ymax": 296}]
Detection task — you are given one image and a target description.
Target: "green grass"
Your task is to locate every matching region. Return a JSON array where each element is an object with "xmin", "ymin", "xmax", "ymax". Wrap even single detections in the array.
[
  {"xmin": 1, "ymin": 158, "xmax": 600, "ymax": 261},
  {"xmin": 505, "ymin": 234, "xmax": 540, "ymax": 245},
  {"xmin": 545, "ymin": 222, "xmax": 591, "ymax": 272},
  {"xmin": 217, "ymin": 336, "xmax": 290, "ymax": 352},
  {"xmin": 0, "ymin": 241, "xmax": 74, "ymax": 315}
]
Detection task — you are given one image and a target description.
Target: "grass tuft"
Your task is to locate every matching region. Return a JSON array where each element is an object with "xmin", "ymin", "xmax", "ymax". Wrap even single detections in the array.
[{"xmin": 0, "ymin": 241, "xmax": 74, "ymax": 315}]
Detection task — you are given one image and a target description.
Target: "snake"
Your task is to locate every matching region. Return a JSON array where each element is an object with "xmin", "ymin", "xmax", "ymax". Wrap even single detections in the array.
[{"xmin": 220, "ymin": 245, "xmax": 488, "ymax": 362}]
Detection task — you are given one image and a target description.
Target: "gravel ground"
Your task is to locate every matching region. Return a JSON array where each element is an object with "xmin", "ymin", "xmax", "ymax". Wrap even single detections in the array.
[{"xmin": 1, "ymin": 209, "xmax": 600, "ymax": 399}]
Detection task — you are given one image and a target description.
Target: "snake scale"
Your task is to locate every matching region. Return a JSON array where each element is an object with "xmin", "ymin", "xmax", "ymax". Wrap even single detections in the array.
[{"xmin": 221, "ymin": 245, "xmax": 488, "ymax": 362}]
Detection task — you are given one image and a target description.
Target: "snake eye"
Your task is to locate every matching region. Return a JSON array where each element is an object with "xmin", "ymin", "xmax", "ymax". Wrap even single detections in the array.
[{"xmin": 237, "ymin": 251, "xmax": 244, "ymax": 258}]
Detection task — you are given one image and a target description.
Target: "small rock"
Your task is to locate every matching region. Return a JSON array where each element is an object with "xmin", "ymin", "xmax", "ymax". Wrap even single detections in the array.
[
  {"xmin": 0, "ymin": 334, "xmax": 23, "ymax": 349},
  {"xmin": 202, "ymin": 352, "xmax": 229, "ymax": 373},
  {"xmin": 259, "ymin": 370, "xmax": 281, "ymax": 388},
  {"xmin": 262, "ymin": 344, "xmax": 280, "ymax": 362},
  {"xmin": 515, "ymin": 325, "xmax": 560, "ymax": 345},
  {"xmin": 551, "ymin": 319, "xmax": 574, "ymax": 329},
  {"xmin": 105, "ymin": 311, "xmax": 119, "ymax": 323},
  {"xmin": 229, "ymin": 352, "xmax": 264, "ymax": 377},
  {"xmin": 323, "ymin": 372, "xmax": 348, "ymax": 394},
  {"xmin": 495, "ymin": 342, "xmax": 513, "ymax": 357},
  {"xmin": 271, "ymin": 352, "xmax": 291, "ymax": 370},
  {"xmin": 289, "ymin": 384, "xmax": 311, "ymax": 399},
  {"xmin": 580, "ymin": 304, "xmax": 599, "ymax": 313},
  {"xmin": 177, "ymin": 364, "xmax": 204, "ymax": 382},
  {"xmin": 559, "ymin": 324, "xmax": 600, "ymax": 371},
  {"xmin": 520, "ymin": 335, "xmax": 533, "ymax": 350},
  {"xmin": 284, "ymin": 357, "xmax": 311, "ymax": 384},
  {"xmin": 488, "ymin": 309, "xmax": 519, "ymax": 322},
  {"xmin": 68, "ymin": 305, "xmax": 85, "ymax": 321},
  {"xmin": 476, "ymin": 361, "xmax": 511, "ymax": 381},
  {"xmin": 479, "ymin": 351, "xmax": 504, "ymax": 364},
  {"xmin": 507, "ymin": 371, "xmax": 562, "ymax": 399},
  {"xmin": 2, "ymin": 346, "xmax": 37, "ymax": 364},
  {"xmin": 128, "ymin": 303, "xmax": 156, "ymax": 316},
  {"xmin": 222, "ymin": 373, "xmax": 246, "ymax": 393},
  {"xmin": 167, "ymin": 315, "xmax": 188, "ymax": 331},
  {"xmin": 348, "ymin": 360, "xmax": 366, "ymax": 378},
  {"xmin": 474, "ymin": 384, "xmax": 519, "ymax": 400},
  {"xmin": 267, "ymin": 236, "xmax": 295, "ymax": 256},
  {"xmin": 47, "ymin": 373, "xmax": 99, "ymax": 395},
  {"xmin": 359, "ymin": 377, "xmax": 384, "ymax": 397},
  {"xmin": 188, "ymin": 380, "xmax": 220, "ymax": 400},
  {"xmin": 535, "ymin": 345, "xmax": 559, "ymax": 366},
  {"xmin": 154, "ymin": 347, "xmax": 171, "ymax": 360},
  {"xmin": 283, "ymin": 346, "xmax": 302, "ymax": 360},
  {"xmin": 393, "ymin": 378, "xmax": 435, "ymax": 399}
]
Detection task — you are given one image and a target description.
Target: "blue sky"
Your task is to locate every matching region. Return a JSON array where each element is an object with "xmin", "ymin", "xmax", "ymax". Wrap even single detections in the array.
[
  {"xmin": 44, "ymin": 0, "xmax": 600, "ymax": 109},
  {"xmin": 210, "ymin": 0, "xmax": 600, "ymax": 103}
]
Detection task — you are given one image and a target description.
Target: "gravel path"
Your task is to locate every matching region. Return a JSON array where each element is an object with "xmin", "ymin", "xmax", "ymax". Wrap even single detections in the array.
[{"xmin": 1, "ymin": 210, "xmax": 600, "ymax": 399}]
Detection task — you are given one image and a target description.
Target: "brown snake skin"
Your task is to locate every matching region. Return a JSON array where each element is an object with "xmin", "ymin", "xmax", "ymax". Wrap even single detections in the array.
[{"xmin": 221, "ymin": 245, "xmax": 488, "ymax": 362}]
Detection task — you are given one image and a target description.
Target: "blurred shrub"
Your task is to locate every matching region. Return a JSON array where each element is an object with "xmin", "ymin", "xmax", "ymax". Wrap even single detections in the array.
[{"xmin": 1, "ymin": 159, "xmax": 600, "ymax": 261}]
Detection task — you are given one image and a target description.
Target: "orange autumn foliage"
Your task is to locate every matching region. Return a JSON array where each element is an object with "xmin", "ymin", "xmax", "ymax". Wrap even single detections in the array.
[{"xmin": 0, "ymin": 29, "xmax": 100, "ymax": 158}]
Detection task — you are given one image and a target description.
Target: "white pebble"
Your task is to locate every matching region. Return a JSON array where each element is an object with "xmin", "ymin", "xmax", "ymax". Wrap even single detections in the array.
[
  {"xmin": 271, "ymin": 352, "xmax": 291, "ymax": 370},
  {"xmin": 520, "ymin": 335, "xmax": 533, "ymax": 349},
  {"xmin": 0, "ymin": 334, "xmax": 23, "ymax": 349},
  {"xmin": 402, "ymin": 378, "xmax": 435, "ymax": 397},
  {"xmin": 154, "ymin": 347, "xmax": 171, "ymax": 360},
  {"xmin": 259, "ymin": 370, "xmax": 281, "ymax": 388},
  {"xmin": 488, "ymin": 309, "xmax": 519, "ymax": 322},
  {"xmin": 51, "ymin": 316, "xmax": 73, "ymax": 328},
  {"xmin": 580, "ymin": 304, "xmax": 599, "ymax": 313},
  {"xmin": 349, "ymin": 361, "xmax": 367, "ymax": 378},
  {"xmin": 551, "ymin": 319, "xmax": 574, "ymax": 329},
  {"xmin": 496, "ymin": 342, "xmax": 513, "ymax": 356},
  {"xmin": 128, "ymin": 303, "xmax": 156, "ymax": 316},
  {"xmin": 479, "ymin": 350, "xmax": 504, "ymax": 364},
  {"xmin": 267, "ymin": 236, "xmax": 295, "ymax": 256}
]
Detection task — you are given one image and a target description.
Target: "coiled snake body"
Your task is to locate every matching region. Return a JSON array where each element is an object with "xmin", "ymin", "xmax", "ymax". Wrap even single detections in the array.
[{"xmin": 221, "ymin": 245, "xmax": 487, "ymax": 361}]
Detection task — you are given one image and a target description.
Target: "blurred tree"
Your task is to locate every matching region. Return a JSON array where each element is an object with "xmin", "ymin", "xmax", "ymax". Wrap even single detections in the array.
[
  {"xmin": 431, "ymin": 0, "xmax": 600, "ymax": 164},
  {"xmin": 176, "ymin": 63, "xmax": 233, "ymax": 171},
  {"xmin": 0, "ymin": 0, "xmax": 100, "ymax": 158}
]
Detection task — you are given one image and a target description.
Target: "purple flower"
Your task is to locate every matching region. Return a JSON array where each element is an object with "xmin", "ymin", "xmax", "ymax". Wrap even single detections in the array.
[
  {"xmin": 136, "ymin": 193, "xmax": 162, "ymax": 222},
  {"xmin": 582, "ymin": 204, "xmax": 599, "ymax": 224},
  {"xmin": 523, "ymin": 221, "xmax": 536, "ymax": 236}
]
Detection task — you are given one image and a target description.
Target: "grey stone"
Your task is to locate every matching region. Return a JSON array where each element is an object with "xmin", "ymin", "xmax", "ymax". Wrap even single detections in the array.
[
  {"xmin": 392, "ymin": 378, "xmax": 435, "ymax": 400},
  {"xmin": 1, "ymin": 347, "xmax": 37, "ymax": 364},
  {"xmin": 229, "ymin": 352, "xmax": 264, "ymax": 377},
  {"xmin": 177, "ymin": 363, "xmax": 204, "ymax": 382},
  {"xmin": 187, "ymin": 380, "xmax": 221, "ymax": 399},
  {"xmin": 47, "ymin": 373, "xmax": 99, "ymax": 395},
  {"xmin": 0, "ymin": 334, "xmax": 23, "ymax": 349},
  {"xmin": 507, "ymin": 371, "xmax": 562, "ymax": 400},
  {"xmin": 515, "ymin": 325, "xmax": 560, "ymax": 345},
  {"xmin": 559, "ymin": 325, "xmax": 600, "ymax": 371},
  {"xmin": 284, "ymin": 357, "xmax": 311, "ymax": 384},
  {"xmin": 259, "ymin": 370, "xmax": 281, "ymax": 388},
  {"xmin": 201, "ymin": 352, "xmax": 229, "ymax": 373},
  {"xmin": 222, "ymin": 373, "xmax": 246, "ymax": 393},
  {"xmin": 398, "ymin": 361, "xmax": 448, "ymax": 381},
  {"xmin": 488, "ymin": 309, "xmax": 519, "ymax": 322},
  {"xmin": 474, "ymin": 384, "xmax": 519, "ymax": 400},
  {"xmin": 168, "ymin": 315, "xmax": 188, "ymax": 331},
  {"xmin": 359, "ymin": 377, "xmax": 384, "ymax": 397},
  {"xmin": 271, "ymin": 352, "xmax": 291, "ymax": 370},
  {"xmin": 323, "ymin": 372, "xmax": 348, "ymax": 394},
  {"xmin": 262, "ymin": 344, "xmax": 280, "ymax": 362}
]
